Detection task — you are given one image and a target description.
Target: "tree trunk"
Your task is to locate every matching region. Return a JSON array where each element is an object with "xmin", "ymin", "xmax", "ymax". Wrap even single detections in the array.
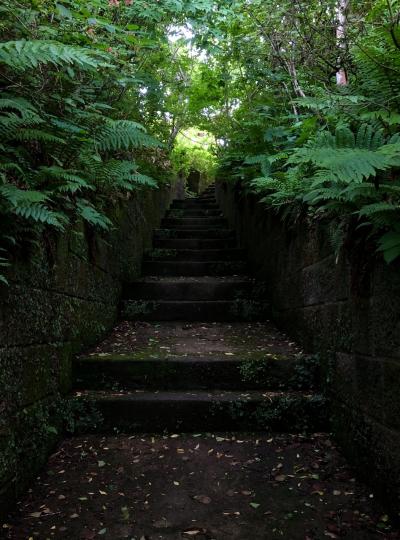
[{"xmin": 336, "ymin": 0, "xmax": 350, "ymax": 85}]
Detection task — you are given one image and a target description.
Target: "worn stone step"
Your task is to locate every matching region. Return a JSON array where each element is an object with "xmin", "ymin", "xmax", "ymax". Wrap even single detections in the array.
[
  {"xmin": 73, "ymin": 390, "xmax": 327, "ymax": 433},
  {"xmin": 167, "ymin": 208, "xmax": 222, "ymax": 217},
  {"xmin": 145, "ymin": 248, "xmax": 246, "ymax": 262},
  {"xmin": 74, "ymin": 354, "xmax": 317, "ymax": 392},
  {"xmin": 153, "ymin": 237, "xmax": 237, "ymax": 249},
  {"xmin": 161, "ymin": 217, "xmax": 227, "ymax": 229},
  {"xmin": 121, "ymin": 299, "xmax": 267, "ymax": 321},
  {"xmin": 123, "ymin": 276, "xmax": 252, "ymax": 300},
  {"xmin": 171, "ymin": 200, "xmax": 219, "ymax": 209},
  {"xmin": 154, "ymin": 228, "xmax": 235, "ymax": 239},
  {"xmin": 142, "ymin": 260, "xmax": 247, "ymax": 276}
]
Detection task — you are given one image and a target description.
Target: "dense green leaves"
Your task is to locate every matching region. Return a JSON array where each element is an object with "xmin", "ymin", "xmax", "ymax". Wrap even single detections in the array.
[
  {"xmin": 189, "ymin": 0, "xmax": 400, "ymax": 263},
  {"xmin": 0, "ymin": 0, "xmax": 202, "ymax": 281},
  {"xmin": 1, "ymin": 0, "xmax": 400, "ymax": 276}
]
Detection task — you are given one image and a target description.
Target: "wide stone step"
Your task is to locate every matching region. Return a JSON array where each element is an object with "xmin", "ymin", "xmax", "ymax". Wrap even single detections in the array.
[
  {"xmin": 154, "ymin": 228, "xmax": 235, "ymax": 239},
  {"xmin": 171, "ymin": 200, "xmax": 219, "ymax": 209},
  {"xmin": 167, "ymin": 208, "xmax": 222, "ymax": 217},
  {"xmin": 145, "ymin": 248, "xmax": 246, "ymax": 262},
  {"xmin": 123, "ymin": 276, "xmax": 252, "ymax": 300},
  {"xmin": 121, "ymin": 299, "xmax": 267, "ymax": 321},
  {"xmin": 73, "ymin": 390, "xmax": 327, "ymax": 433},
  {"xmin": 161, "ymin": 217, "xmax": 227, "ymax": 229},
  {"xmin": 153, "ymin": 237, "xmax": 237, "ymax": 249},
  {"xmin": 142, "ymin": 260, "xmax": 247, "ymax": 276},
  {"xmin": 74, "ymin": 354, "xmax": 317, "ymax": 392}
]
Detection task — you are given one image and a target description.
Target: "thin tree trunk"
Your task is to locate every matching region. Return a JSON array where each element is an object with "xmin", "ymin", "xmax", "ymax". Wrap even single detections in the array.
[{"xmin": 336, "ymin": 0, "xmax": 350, "ymax": 85}]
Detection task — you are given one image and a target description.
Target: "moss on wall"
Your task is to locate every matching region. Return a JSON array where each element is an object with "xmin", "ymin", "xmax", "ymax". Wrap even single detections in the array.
[
  {"xmin": 216, "ymin": 179, "xmax": 400, "ymax": 517},
  {"xmin": 0, "ymin": 183, "xmax": 177, "ymax": 518}
]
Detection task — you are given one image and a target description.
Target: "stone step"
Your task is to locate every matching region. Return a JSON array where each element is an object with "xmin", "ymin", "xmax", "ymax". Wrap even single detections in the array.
[
  {"xmin": 167, "ymin": 208, "xmax": 222, "ymax": 217},
  {"xmin": 171, "ymin": 200, "xmax": 219, "ymax": 209},
  {"xmin": 153, "ymin": 237, "xmax": 237, "ymax": 249},
  {"xmin": 121, "ymin": 299, "xmax": 268, "ymax": 321},
  {"xmin": 142, "ymin": 260, "xmax": 247, "ymax": 276},
  {"xmin": 144, "ymin": 248, "xmax": 246, "ymax": 262},
  {"xmin": 195, "ymin": 198, "xmax": 216, "ymax": 204},
  {"xmin": 73, "ymin": 390, "xmax": 327, "ymax": 433},
  {"xmin": 74, "ymin": 354, "xmax": 317, "ymax": 392},
  {"xmin": 161, "ymin": 217, "xmax": 227, "ymax": 229},
  {"xmin": 123, "ymin": 277, "xmax": 252, "ymax": 300},
  {"xmin": 154, "ymin": 228, "xmax": 235, "ymax": 239}
]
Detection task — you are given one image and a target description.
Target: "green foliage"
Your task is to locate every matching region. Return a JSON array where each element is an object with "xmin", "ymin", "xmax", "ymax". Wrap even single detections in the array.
[
  {"xmin": 0, "ymin": 0, "xmax": 201, "ymax": 282},
  {"xmin": 2, "ymin": 0, "xmax": 400, "ymax": 272},
  {"xmin": 189, "ymin": 0, "xmax": 400, "ymax": 264},
  {"xmin": 0, "ymin": 40, "xmax": 105, "ymax": 69},
  {"xmin": 171, "ymin": 128, "xmax": 217, "ymax": 184}
]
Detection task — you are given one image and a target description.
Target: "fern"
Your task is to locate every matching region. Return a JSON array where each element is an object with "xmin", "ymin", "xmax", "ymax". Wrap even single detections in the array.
[
  {"xmin": 357, "ymin": 202, "xmax": 400, "ymax": 226},
  {"xmin": 14, "ymin": 204, "xmax": 67, "ymax": 229},
  {"xmin": 37, "ymin": 167, "xmax": 94, "ymax": 193},
  {"xmin": 290, "ymin": 125, "xmax": 400, "ymax": 184},
  {"xmin": 95, "ymin": 120, "xmax": 161, "ymax": 152},
  {"xmin": 0, "ymin": 40, "xmax": 105, "ymax": 70},
  {"xmin": 76, "ymin": 199, "xmax": 113, "ymax": 230},
  {"xmin": 377, "ymin": 226, "xmax": 400, "ymax": 263}
]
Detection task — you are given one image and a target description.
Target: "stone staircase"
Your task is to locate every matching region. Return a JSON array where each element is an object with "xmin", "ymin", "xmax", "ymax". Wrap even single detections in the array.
[{"xmin": 74, "ymin": 185, "xmax": 326, "ymax": 433}]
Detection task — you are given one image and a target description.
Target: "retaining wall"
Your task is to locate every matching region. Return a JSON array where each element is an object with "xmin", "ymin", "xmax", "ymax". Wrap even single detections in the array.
[
  {"xmin": 216, "ymin": 179, "xmax": 400, "ymax": 514},
  {"xmin": 0, "ymin": 183, "xmax": 176, "ymax": 516}
]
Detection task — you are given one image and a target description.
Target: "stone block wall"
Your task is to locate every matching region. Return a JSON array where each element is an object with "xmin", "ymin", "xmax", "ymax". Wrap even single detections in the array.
[
  {"xmin": 216, "ymin": 179, "xmax": 400, "ymax": 514},
  {"xmin": 0, "ymin": 183, "xmax": 176, "ymax": 516}
]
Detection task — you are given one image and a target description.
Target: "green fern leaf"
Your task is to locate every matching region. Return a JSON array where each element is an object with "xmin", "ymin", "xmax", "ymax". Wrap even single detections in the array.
[
  {"xmin": 0, "ymin": 40, "xmax": 106, "ymax": 70},
  {"xmin": 76, "ymin": 199, "xmax": 113, "ymax": 230},
  {"xmin": 95, "ymin": 120, "xmax": 161, "ymax": 152}
]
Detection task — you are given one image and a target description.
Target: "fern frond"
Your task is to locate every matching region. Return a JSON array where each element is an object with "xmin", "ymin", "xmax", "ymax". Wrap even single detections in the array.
[
  {"xmin": 14, "ymin": 204, "xmax": 67, "ymax": 229},
  {"xmin": 0, "ymin": 97, "xmax": 39, "ymax": 118},
  {"xmin": 15, "ymin": 129, "xmax": 65, "ymax": 145},
  {"xmin": 0, "ymin": 184, "xmax": 48, "ymax": 205},
  {"xmin": 0, "ymin": 111, "xmax": 43, "ymax": 138},
  {"xmin": 76, "ymin": 199, "xmax": 113, "ymax": 230},
  {"xmin": 358, "ymin": 202, "xmax": 400, "ymax": 218},
  {"xmin": 95, "ymin": 120, "xmax": 161, "ymax": 152},
  {"xmin": 293, "ymin": 147, "xmax": 390, "ymax": 183},
  {"xmin": 0, "ymin": 40, "xmax": 106, "ymax": 70},
  {"xmin": 37, "ymin": 166, "xmax": 94, "ymax": 193}
]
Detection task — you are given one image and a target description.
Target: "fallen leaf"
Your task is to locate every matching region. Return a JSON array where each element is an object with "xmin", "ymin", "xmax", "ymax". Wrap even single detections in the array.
[
  {"xmin": 153, "ymin": 518, "xmax": 172, "ymax": 529},
  {"xmin": 250, "ymin": 502, "xmax": 260, "ymax": 509},
  {"xmin": 274, "ymin": 475, "xmax": 286, "ymax": 482},
  {"xmin": 98, "ymin": 461, "xmax": 106, "ymax": 468},
  {"xmin": 193, "ymin": 495, "xmax": 211, "ymax": 504},
  {"xmin": 29, "ymin": 512, "xmax": 42, "ymax": 518},
  {"xmin": 121, "ymin": 506, "xmax": 130, "ymax": 521}
]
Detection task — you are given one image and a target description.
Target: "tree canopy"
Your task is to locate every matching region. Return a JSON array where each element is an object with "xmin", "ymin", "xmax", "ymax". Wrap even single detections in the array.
[{"xmin": 1, "ymin": 0, "xmax": 400, "ymax": 282}]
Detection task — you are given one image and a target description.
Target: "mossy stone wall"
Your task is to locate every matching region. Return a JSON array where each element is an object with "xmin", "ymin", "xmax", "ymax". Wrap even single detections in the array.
[
  {"xmin": 216, "ymin": 179, "xmax": 400, "ymax": 515},
  {"xmin": 0, "ymin": 184, "xmax": 177, "ymax": 517}
]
